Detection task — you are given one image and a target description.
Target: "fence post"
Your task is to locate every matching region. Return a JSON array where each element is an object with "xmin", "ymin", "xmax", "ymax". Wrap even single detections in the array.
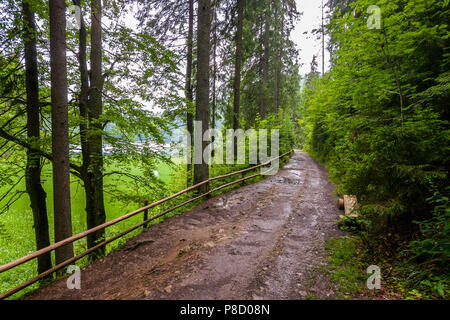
[{"xmin": 143, "ymin": 200, "xmax": 149, "ymax": 229}]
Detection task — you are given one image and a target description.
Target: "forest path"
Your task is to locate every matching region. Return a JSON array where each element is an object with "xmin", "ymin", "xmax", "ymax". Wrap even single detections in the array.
[{"xmin": 29, "ymin": 151, "xmax": 343, "ymax": 300}]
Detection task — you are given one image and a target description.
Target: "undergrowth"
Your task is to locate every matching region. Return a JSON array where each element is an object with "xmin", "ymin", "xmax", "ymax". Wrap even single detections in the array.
[{"xmin": 327, "ymin": 187, "xmax": 450, "ymax": 300}]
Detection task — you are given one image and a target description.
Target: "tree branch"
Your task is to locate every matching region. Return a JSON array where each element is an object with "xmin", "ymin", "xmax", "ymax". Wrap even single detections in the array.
[{"xmin": 0, "ymin": 127, "xmax": 82, "ymax": 178}]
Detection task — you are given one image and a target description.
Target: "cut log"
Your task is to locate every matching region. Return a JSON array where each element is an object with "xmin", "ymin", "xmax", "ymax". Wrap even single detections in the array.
[{"xmin": 344, "ymin": 195, "xmax": 359, "ymax": 217}]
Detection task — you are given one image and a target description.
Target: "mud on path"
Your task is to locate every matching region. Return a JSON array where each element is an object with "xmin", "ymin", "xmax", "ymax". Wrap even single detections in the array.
[{"xmin": 29, "ymin": 151, "xmax": 344, "ymax": 300}]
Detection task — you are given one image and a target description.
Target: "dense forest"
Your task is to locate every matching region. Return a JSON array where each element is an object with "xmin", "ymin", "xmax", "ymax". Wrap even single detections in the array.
[
  {"xmin": 298, "ymin": 0, "xmax": 449, "ymax": 299},
  {"xmin": 0, "ymin": 0, "xmax": 449, "ymax": 300}
]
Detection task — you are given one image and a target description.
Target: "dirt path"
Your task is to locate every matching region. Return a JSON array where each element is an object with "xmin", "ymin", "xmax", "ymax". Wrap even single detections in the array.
[{"xmin": 29, "ymin": 151, "xmax": 344, "ymax": 300}]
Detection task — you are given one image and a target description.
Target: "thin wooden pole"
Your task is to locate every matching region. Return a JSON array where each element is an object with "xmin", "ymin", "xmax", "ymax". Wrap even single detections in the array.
[{"xmin": 143, "ymin": 200, "xmax": 149, "ymax": 229}]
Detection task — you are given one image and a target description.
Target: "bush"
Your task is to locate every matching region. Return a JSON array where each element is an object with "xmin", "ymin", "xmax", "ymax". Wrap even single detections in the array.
[{"xmin": 407, "ymin": 187, "xmax": 450, "ymax": 267}]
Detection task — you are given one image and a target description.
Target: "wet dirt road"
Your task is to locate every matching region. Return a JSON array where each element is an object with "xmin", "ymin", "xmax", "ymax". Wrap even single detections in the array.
[{"xmin": 30, "ymin": 151, "xmax": 343, "ymax": 300}]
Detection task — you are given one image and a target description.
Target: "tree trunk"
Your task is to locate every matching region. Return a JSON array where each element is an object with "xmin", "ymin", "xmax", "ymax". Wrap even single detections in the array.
[
  {"xmin": 193, "ymin": 0, "xmax": 211, "ymax": 194},
  {"xmin": 273, "ymin": 1, "xmax": 279, "ymax": 114},
  {"xmin": 233, "ymin": 0, "xmax": 244, "ymax": 132},
  {"xmin": 22, "ymin": 1, "xmax": 52, "ymax": 275},
  {"xmin": 74, "ymin": 0, "xmax": 89, "ymax": 186},
  {"xmin": 186, "ymin": 0, "xmax": 194, "ymax": 185},
  {"xmin": 86, "ymin": 0, "xmax": 106, "ymax": 256},
  {"xmin": 261, "ymin": 2, "xmax": 270, "ymax": 119},
  {"xmin": 321, "ymin": 0, "xmax": 325, "ymax": 75},
  {"xmin": 211, "ymin": 0, "xmax": 217, "ymax": 159},
  {"xmin": 49, "ymin": 0, "xmax": 74, "ymax": 264},
  {"xmin": 73, "ymin": 0, "xmax": 104, "ymax": 257},
  {"xmin": 274, "ymin": 66, "xmax": 279, "ymax": 113}
]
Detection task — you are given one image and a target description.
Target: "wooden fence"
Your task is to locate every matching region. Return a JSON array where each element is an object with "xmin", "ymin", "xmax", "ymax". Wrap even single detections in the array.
[{"xmin": 0, "ymin": 150, "xmax": 293, "ymax": 299}]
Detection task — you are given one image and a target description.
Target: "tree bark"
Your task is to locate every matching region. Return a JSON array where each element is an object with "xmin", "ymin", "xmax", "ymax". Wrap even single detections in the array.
[
  {"xmin": 233, "ymin": 0, "xmax": 244, "ymax": 132},
  {"xmin": 72, "ymin": 0, "xmax": 105, "ymax": 257},
  {"xmin": 211, "ymin": 0, "xmax": 217, "ymax": 159},
  {"xmin": 321, "ymin": 0, "xmax": 325, "ymax": 75},
  {"xmin": 273, "ymin": 1, "xmax": 280, "ymax": 114},
  {"xmin": 193, "ymin": 0, "xmax": 211, "ymax": 194},
  {"xmin": 261, "ymin": 2, "xmax": 270, "ymax": 119},
  {"xmin": 22, "ymin": 0, "xmax": 52, "ymax": 275},
  {"xmin": 86, "ymin": 0, "xmax": 106, "ymax": 255},
  {"xmin": 49, "ymin": 0, "xmax": 74, "ymax": 264},
  {"xmin": 186, "ymin": 0, "xmax": 194, "ymax": 185},
  {"xmin": 74, "ymin": 0, "xmax": 89, "ymax": 154}
]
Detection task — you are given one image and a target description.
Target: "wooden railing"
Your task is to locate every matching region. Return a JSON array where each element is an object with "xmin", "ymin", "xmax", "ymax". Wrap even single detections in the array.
[{"xmin": 0, "ymin": 150, "xmax": 293, "ymax": 299}]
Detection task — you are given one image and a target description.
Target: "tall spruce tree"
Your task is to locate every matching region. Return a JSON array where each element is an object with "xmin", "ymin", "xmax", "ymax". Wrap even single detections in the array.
[{"xmin": 49, "ymin": 0, "xmax": 74, "ymax": 264}]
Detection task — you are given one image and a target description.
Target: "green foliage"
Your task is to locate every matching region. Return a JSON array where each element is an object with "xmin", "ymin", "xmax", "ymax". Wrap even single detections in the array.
[
  {"xmin": 407, "ymin": 187, "xmax": 450, "ymax": 268},
  {"xmin": 254, "ymin": 113, "xmax": 296, "ymax": 156},
  {"xmin": 296, "ymin": 0, "xmax": 450, "ymax": 300},
  {"xmin": 299, "ymin": 0, "xmax": 449, "ymax": 222},
  {"xmin": 1, "ymin": 0, "xmax": 184, "ymax": 222},
  {"xmin": 338, "ymin": 215, "xmax": 368, "ymax": 233}
]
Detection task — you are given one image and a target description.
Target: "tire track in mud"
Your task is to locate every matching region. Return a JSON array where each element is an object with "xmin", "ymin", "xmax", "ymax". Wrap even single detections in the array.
[
  {"xmin": 29, "ymin": 151, "xmax": 343, "ymax": 300},
  {"xmin": 249, "ymin": 157, "xmax": 343, "ymax": 300}
]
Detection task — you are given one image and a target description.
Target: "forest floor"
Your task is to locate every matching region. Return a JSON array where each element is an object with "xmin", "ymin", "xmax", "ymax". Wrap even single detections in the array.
[{"xmin": 28, "ymin": 151, "xmax": 348, "ymax": 300}]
